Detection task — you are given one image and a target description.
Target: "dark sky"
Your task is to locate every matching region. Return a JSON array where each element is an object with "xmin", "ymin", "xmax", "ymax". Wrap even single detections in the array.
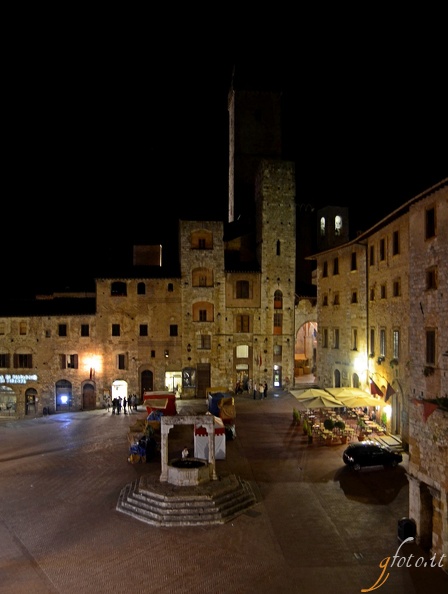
[{"xmin": 4, "ymin": 46, "xmax": 447, "ymax": 297}]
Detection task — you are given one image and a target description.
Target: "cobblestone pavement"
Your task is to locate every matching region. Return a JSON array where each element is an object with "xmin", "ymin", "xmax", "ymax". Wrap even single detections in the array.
[{"xmin": 1, "ymin": 390, "xmax": 447, "ymax": 594}]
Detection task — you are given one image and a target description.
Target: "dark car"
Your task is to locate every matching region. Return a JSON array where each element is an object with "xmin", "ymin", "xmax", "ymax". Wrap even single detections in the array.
[{"xmin": 342, "ymin": 441, "xmax": 403, "ymax": 471}]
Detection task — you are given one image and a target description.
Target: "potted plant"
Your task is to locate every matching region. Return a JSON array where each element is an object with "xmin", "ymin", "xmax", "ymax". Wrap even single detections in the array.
[
  {"xmin": 307, "ymin": 426, "xmax": 313, "ymax": 444},
  {"xmin": 357, "ymin": 419, "xmax": 366, "ymax": 441},
  {"xmin": 292, "ymin": 408, "xmax": 300, "ymax": 426},
  {"xmin": 334, "ymin": 420, "xmax": 347, "ymax": 443}
]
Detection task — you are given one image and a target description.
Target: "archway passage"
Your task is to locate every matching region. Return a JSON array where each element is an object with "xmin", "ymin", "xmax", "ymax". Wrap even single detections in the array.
[{"xmin": 25, "ymin": 388, "xmax": 37, "ymax": 415}]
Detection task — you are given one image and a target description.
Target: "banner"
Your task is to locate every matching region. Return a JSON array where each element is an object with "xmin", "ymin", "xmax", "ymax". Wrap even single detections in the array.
[
  {"xmin": 370, "ymin": 379, "xmax": 383, "ymax": 397},
  {"xmin": 385, "ymin": 383, "xmax": 396, "ymax": 402}
]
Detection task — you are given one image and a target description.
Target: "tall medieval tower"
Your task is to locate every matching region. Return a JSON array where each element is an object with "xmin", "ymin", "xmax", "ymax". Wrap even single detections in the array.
[{"xmin": 227, "ymin": 70, "xmax": 297, "ymax": 387}]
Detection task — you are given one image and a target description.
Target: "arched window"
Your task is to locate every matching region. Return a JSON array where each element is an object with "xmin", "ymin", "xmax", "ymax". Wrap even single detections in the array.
[
  {"xmin": 274, "ymin": 290, "xmax": 283, "ymax": 309},
  {"xmin": 334, "ymin": 215, "xmax": 342, "ymax": 236},
  {"xmin": 320, "ymin": 216, "xmax": 326, "ymax": 236}
]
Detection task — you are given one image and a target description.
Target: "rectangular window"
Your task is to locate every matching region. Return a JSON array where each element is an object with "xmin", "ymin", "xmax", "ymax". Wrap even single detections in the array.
[
  {"xmin": 198, "ymin": 275, "xmax": 207, "ymax": 287},
  {"xmin": 333, "ymin": 292, "xmax": 340, "ymax": 305},
  {"xmin": 333, "ymin": 257, "xmax": 339, "ymax": 275},
  {"xmin": 426, "ymin": 266, "xmax": 437, "ymax": 290},
  {"xmin": 200, "ymin": 335, "xmax": 211, "ymax": 350},
  {"xmin": 199, "ymin": 310, "xmax": 207, "ymax": 322},
  {"xmin": 393, "ymin": 279, "xmax": 401, "ymax": 297},
  {"xmin": 81, "ymin": 324, "xmax": 89, "ymax": 337},
  {"xmin": 273, "ymin": 313, "xmax": 283, "ymax": 334},
  {"xmin": 169, "ymin": 325, "xmax": 178, "ymax": 337},
  {"xmin": 67, "ymin": 354, "xmax": 78, "ymax": 369},
  {"xmin": 334, "ymin": 329, "xmax": 340, "ymax": 349},
  {"xmin": 273, "ymin": 344, "xmax": 282, "ymax": 356},
  {"xmin": 118, "ymin": 354, "xmax": 127, "ymax": 370},
  {"xmin": 236, "ymin": 315, "xmax": 250, "ymax": 333},
  {"xmin": 58, "ymin": 324, "xmax": 67, "ymax": 337},
  {"xmin": 426, "ymin": 329, "xmax": 436, "ymax": 365},
  {"xmin": 352, "ymin": 328, "xmax": 358, "ymax": 350},
  {"xmin": 370, "ymin": 328, "xmax": 375, "ymax": 356},
  {"xmin": 323, "ymin": 328, "xmax": 328, "ymax": 348},
  {"xmin": 370, "ymin": 287, "xmax": 375, "ymax": 301},
  {"xmin": 0, "ymin": 353, "xmax": 10, "ymax": 367},
  {"xmin": 425, "ymin": 207, "xmax": 436, "ymax": 239},
  {"xmin": 60, "ymin": 354, "xmax": 79, "ymax": 369},
  {"xmin": 322, "ymin": 261, "xmax": 328, "ymax": 277},
  {"xmin": 380, "ymin": 284, "xmax": 387, "ymax": 299},
  {"xmin": 369, "ymin": 245, "xmax": 375, "ymax": 266},
  {"xmin": 380, "ymin": 329, "xmax": 386, "ymax": 357},
  {"xmin": 13, "ymin": 354, "xmax": 33, "ymax": 368},
  {"xmin": 322, "ymin": 294, "xmax": 328, "ymax": 306},
  {"xmin": 112, "ymin": 324, "xmax": 120, "ymax": 337},
  {"xmin": 0, "ymin": 322, "xmax": 5, "ymax": 335},
  {"xmin": 19, "ymin": 322, "xmax": 27, "ymax": 335},
  {"xmin": 351, "ymin": 252, "xmax": 357, "ymax": 271},
  {"xmin": 379, "ymin": 238, "xmax": 386, "ymax": 261},
  {"xmin": 351, "ymin": 291, "xmax": 358, "ymax": 304},
  {"xmin": 236, "ymin": 280, "xmax": 250, "ymax": 299},
  {"xmin": 393, "ymin": 330, "xmax": 400, "ymax": 359},
  {"xmin": 151, "ymin": 350, "xmax": 155, "ymax": 358},
  {"xmin": 236, "ymin": 344, "xmax": 249, "ymax": 358},
  {"xmin": 392, "ymin": 230, "xmax": 400, "ymax": 255},
  {"xmin": 139, "ymin": 324, "xmax": 148, "ymax": 336}
]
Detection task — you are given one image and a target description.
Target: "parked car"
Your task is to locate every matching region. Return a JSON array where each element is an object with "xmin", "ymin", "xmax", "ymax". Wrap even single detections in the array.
[{"xmin": 342, "ymin": 441, "xmax": 403, "ymax": 471}]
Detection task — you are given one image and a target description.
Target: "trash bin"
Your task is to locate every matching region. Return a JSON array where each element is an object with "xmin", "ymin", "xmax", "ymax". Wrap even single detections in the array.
[{"xmin": 398, "ymin": 517, "xmax": 416, "ymax": 541}]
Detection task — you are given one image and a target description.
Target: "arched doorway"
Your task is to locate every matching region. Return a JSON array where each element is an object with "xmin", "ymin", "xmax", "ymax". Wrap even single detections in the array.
[
  {"xmin": 0, "ymin": 386, "xmax": 16, "ymax": 417},
  {"xmin": 55, "ymin": 380, "xmax": 73, "ymax": 411},
  {"xmin": 82, "ymin": 382, "xmax": 96, "ymax": 410},
  {"xmin": 25, "ymin": 388, "xmax": 37, "ymax": 415},
  {"xmin": 334, "ymin": 369, "xmax": 341, "ymax": 387},
  {"xmin": 141, "ymin": 370, "xmax": 154, "ymax": 399}
]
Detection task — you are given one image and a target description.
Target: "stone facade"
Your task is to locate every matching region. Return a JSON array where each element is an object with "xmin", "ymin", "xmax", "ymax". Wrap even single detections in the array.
[
  {"xmin": 312, "ymin": 179, "xmax": 448, "ymax": 569},
  {"xmin": 0, "ymin": 158, "xmax": 297, "ymax": 415}
]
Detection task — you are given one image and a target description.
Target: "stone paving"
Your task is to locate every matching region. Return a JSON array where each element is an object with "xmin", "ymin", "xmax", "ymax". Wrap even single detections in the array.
[{"xmin": 0, "ymin": 389, "xmax": 447, "ymax": 594}]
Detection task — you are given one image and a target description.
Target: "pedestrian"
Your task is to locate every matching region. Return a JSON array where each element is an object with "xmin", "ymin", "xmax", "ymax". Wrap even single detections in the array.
[
  {"xmin": 117, "ymin": 396, "xmax": 122, "ymax": 414},
  {"xmin": 263, "ymin": 382, "xmax": 268, "ymax": 399},
  {"xmin": 253, "ymin": 382, "xmax": 258, "ymax": 400},
  {"xmin": 105, "ymin": 395, "xmax": 111, "ymax": 411},
  {"xmin": 182, "ymin": 447, "xmax": 189, "ymax": 459},
  {"xmin": 112, "ymin": 397, "xmax": 117, "ymax": 414},
  {"xmin": 123, "ymin": 396, "xmax": 127, "ymax": 414},
  {"xmin": 132, "ymin": 394, "xmax": 138, "ymax": 411}
]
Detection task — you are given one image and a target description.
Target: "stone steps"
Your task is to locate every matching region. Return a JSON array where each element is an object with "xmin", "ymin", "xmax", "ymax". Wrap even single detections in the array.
[{"xmin": 116, "ymin": 473, "xmax": 260, "ymax": 527}]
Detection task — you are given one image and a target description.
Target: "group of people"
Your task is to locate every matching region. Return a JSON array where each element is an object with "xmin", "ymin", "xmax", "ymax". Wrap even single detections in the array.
[
  {"xmin": 105, "ymin": 394, "xmax": 138, "ymax": 414},
  {"xmin": 253, "ymin": 381, "xmax": 268, "ymax": 400},
  {"xmin": 234, "ymin": 379, "xmax": 269, "ymax": 400}
]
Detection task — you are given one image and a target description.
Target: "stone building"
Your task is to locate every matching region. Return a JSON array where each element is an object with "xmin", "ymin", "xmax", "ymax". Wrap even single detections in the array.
[
  {"xmin": 309, "ymin": 178, "xmax": 448, "ymax": 568},
  {"xmin": 0, "ymin": 158, "xmax": 297, "ymax": 414}
]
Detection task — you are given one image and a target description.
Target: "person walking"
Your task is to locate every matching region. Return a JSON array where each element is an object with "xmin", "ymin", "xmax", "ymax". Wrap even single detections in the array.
[
  {"xmin": 253, "ymin": 382, "xmax": 258, "ymax": 400},
  {"xmin": 123, "ymin": 396, "xmax": 128, "ymax": 414},
  {"xmin": 263, "ymin": 382, "xmax": 268, "ymax": 399},
  {"xmin": 105, "ymin": 395, "xmax": 111, "ymax": 412}
]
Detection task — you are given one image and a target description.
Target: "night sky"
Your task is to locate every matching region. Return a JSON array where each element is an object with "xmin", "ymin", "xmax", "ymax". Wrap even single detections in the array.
[{"xmin": 4, "ymin": 45, "xmax": 447, "ymax": 297}]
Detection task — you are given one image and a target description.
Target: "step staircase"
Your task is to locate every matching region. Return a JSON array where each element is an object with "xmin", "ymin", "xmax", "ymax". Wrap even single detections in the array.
[{"xmin": 116, "ymin": 472, "xmax": 260, "ymax": 527}]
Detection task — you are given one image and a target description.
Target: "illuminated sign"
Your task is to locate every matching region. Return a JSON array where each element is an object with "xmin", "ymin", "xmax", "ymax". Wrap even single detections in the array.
[{"xmin": 0, "ymin": 374, "xmax": 38, "ymax": 384}]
